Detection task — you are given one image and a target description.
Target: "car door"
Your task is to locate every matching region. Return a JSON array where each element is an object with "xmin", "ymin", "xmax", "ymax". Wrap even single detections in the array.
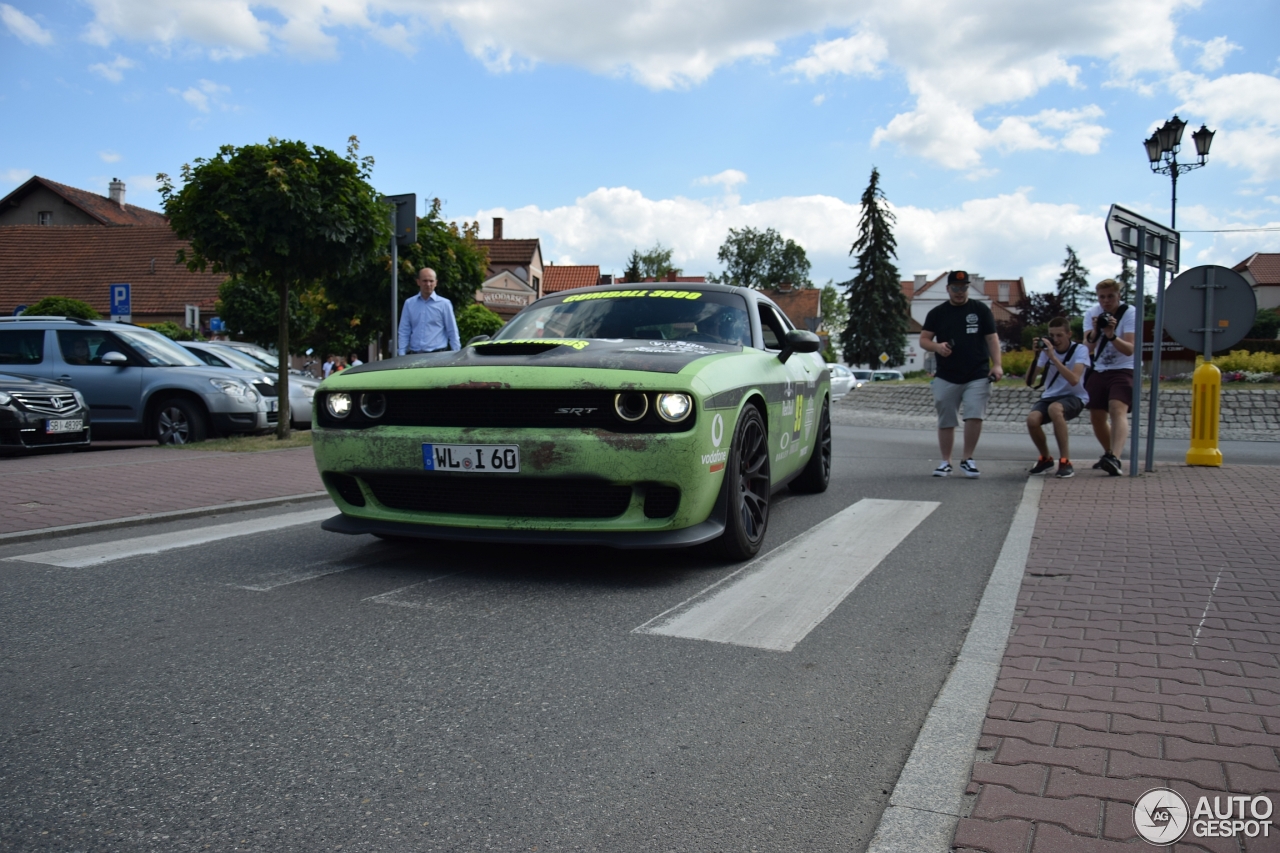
[
  {"xmin": 756, "ymin": 301, "xmax": 816, "ymax": 480},
  {"xmin": 53, "ymin": 329, "xmax": 144, "ymax": 429}
]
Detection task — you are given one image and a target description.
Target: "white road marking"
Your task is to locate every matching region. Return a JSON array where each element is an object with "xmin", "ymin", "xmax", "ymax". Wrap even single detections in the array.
[
  {"xmin": 5, "ymin": 508, "xmax": 335, "ymax": 568},
  {"xmin": 363, "ymin": 572, "xmax": 466, "ymax": 607},
  {"xmin": 635, "ymin": 498, "xmax": 939, "ymax": 652}
]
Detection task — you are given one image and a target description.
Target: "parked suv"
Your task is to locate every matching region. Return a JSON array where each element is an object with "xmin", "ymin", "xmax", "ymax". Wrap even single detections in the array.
[{"xmin": 0, "ymin": 317, "xmax": 275, "ymax": 444}]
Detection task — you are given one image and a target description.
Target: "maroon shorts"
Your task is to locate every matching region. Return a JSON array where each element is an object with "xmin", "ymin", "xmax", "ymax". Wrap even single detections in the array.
[{"xmin": 1085, "ymin": 368, "xmax": 1133, "ymax": 410}]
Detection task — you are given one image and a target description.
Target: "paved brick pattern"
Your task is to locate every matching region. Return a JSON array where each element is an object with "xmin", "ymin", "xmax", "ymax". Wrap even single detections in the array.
[
  {"xmin": 0, "ymin": 446, "xmax": 323, "ymax": 534},
  {"xmin": 954, "ymin": 464, "xmax": 1280, "ymax": 853}
]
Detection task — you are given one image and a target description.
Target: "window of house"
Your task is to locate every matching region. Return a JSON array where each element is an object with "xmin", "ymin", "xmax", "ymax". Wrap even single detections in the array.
[
  {"xmin": 37, "ymin": 211, "xmax": 52, "ymax": 226},
  {"xmin": 998, "ymin": 282, "xmax": 1010, "ymax": 303}
]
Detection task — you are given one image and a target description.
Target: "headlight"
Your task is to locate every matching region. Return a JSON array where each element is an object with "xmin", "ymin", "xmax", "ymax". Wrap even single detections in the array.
[
  {"xmin": 359, "ymin": 392, "xmax": 386, "ymax": 419},
  {"xmin": 300, "ymin": 385, "xmax": 316, "ymax": 400},
  {"xmin": 0, "ymin": 392, "xmax": 11, "ymax": 406},
  {"xmin": 72, "ymin": 390, "xmax": 86, "ymax": 407},
  {"xmin": 614, "ymin": 392, "xmax": 649, "ymax": 422},
  {"xmin": 209, "ymin": 378, "xmax": 255, "ymax": 398},
  {"xmin": 655, "ymin": 393, "xmax": 692, "ymax": 423},
  {"xmin": 326, "ymin": 392, "xmax": 352, "ymax": 418}
]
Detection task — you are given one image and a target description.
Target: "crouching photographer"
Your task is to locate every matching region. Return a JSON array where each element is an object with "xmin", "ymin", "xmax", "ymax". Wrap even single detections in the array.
[{"xmin": 1026, "ymin": 316, "xmax": 1090, "ymax": 479}]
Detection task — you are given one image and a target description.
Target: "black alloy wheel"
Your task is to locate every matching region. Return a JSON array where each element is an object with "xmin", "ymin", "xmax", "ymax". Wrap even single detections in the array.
[
  {"xmin": 791, "ymin": 399, "xmax": 831, "ymax": 494},
  {"xmin": 717, "ymin": 404, "xmax": 771, "ymax": 560},
  {"xmin": 154, "ymin": 397, "xmax": 207, "ymax": 445}
]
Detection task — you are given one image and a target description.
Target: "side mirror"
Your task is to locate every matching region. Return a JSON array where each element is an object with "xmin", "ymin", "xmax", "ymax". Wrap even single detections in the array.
[
  {"xmin": 465, "ymin": 335, "xmax": 491, "ymax": 346},
  {"xmin": 778, "ymin": 330, "xmax": 821, "ymax": 363},
  {"xmin": 101, "ymin": 351, "xmax": 128, "ymax": 366}
]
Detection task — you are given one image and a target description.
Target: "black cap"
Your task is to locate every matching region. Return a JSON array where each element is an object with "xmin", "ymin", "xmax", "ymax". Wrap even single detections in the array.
[{"xmin": 948, "ymin": 270, "xmax": 969, "ymax": 285}]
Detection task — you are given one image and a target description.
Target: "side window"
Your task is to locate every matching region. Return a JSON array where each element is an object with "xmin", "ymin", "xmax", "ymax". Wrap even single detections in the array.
[
  {"xmin": 0, "ymin": 329, "xmax": 45, "ymax": 364},
  {"xmin": 191, "ymin": 349, "xmax": 226, "ymax": 367},
  {"xmin": 757, "ymin": 304, "xmax": 789, "ymax": 350},
  {"xmin": 57, "ymin": 330, "xmax": 136, "ymax": 366}
]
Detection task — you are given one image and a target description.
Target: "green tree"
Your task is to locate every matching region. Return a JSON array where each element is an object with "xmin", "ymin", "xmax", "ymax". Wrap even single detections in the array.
[
  {"xmin": 1118, "ymin": 257, "xmax": 1135, "ymax": 304},
  {"xmin": 819, "ymin": 281, "xmax": 848, "ymax": 361},
  {"xmin": 1248, "ymin": 308, "xmax": 1280, "ymax": 340},
  {"xmin": 159, "ymin": 136, "xmax": 390, "ymax": 437},
  {"xmin": 323, "ymin": 198, "xmax": 489, "ymax": 358},
  {"xmin": 457, "ymin": 303, "xmax": 505, "ymax": 344},
  {"xmin": 216, "ymin": 276, "xmax": 317, "ymax": 349},
  {"xmin": 1055, "ymin": 245, "xmax": 1090, "ymax": 316},
  {"xmin": 21, "ymin": 296, "xmax": 99, "ymax": 319},
  {"xmin": 142, "ymin": 321, "xmax": 201, "ymax": 342},
  {"xmin": 638, "ymin": 242, "xmax": 680, "ymax": 280},
  {"xmin": 622, "ymin": 250, "xmax": 644, "ymax": 283},
  {"xmin": 841, "ymin": 167, "xmax": 908, "ymax": 368},
  {"xmin": 711, "ymin": 226, "xmax": 812, "ymax": 289}
]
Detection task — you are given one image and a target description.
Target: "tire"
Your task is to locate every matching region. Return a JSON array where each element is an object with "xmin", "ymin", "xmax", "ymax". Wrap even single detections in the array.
[
  {"xmin": 790, "ymin": 400, "xmax": 831, "ymax": 494},
  {"xmin": 154, "ymin": 397, "xmax": 207, "ymax": 445},
  {"xmin": 715, "ymin": 405, "xmax": 771, "ymax": 560}
]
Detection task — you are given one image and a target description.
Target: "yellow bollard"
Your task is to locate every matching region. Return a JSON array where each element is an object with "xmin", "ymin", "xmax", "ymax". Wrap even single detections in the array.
[{"xmin": 1186, "ymin": 361, "xmax": 1222, "ymax": 466}]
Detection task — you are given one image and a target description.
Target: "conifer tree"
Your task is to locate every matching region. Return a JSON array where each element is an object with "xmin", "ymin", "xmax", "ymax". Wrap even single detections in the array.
[
  {"xmin": 1118, "ymin": 257, "xmax": 1135, "ymax": 305},
  {"xmin": 1055, "ymin": 245, "xmax": 1091, "ymax": 317},
  {"xmin": 841, "ymin": 167, "xmax": 908, "ymax": 367}
]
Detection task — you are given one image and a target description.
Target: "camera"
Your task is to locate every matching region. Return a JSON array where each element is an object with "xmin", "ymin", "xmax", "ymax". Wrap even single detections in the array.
[
  {"xmin": 1095, "ymin": 312, "xmax": 1115, "ymax": 329},
  {"xmin": 1034, "ymin": 338, "xmax": 1047, "ymax": 351}
]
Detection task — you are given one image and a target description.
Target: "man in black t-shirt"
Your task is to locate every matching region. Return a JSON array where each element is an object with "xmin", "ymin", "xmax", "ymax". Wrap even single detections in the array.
[{"xmin": 919, "ymin": 270, "xmax": 1003, "ymax": 478}]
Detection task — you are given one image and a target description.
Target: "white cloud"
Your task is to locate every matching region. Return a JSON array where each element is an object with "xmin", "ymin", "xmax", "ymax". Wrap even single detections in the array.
[
  {"xmin": 1187, "ymin": 35, "xmax": 1241, "ymax": 72},
  {"xmin": 1170, "ymin": 71, "xmax": 1280, "ymax": 182},
  {"xmin": 89, "ymin": 54, "xmax": 137, "ymax": 82},
  {"xmin": 1, "ymin": 3, "xmax": 53, "ymax": 45},
  {"xmin": 812, "ymin": 93, "xmax": 825, "ymax": 106},
  {"xmin": 2, "ymin": 168, "xmax": 34, "ymax": 184},
  {"xmin": 787, "ymin": 30, "xmax": 887, "ymax": 79},
  {"xmin": 468, "ymin": 182, "xmax": 1129, "ymax": 293},
  {"xmin": 696, "ymin": 169, "xmax": 748, "ymax": 191},
  {"xmin": 99, "ymin": 150, "xmax": 123, "ymax": 163},
  {"xmin": 169, "ymin": 78, "xmax": 231, "ymax": 112}
]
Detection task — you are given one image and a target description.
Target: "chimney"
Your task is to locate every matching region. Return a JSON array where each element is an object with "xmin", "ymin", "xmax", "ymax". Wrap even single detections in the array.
[
  {"xmin": 108, "ymin": 178, "xmax": 126, "ymax": 208},
  {"xmin": 665, "ymin": 269, "xmax": 678, "ymax": 282},
  {"xmin": 493, "ymin": 217, "xmax": 503, "ymax": 240},
  {"xmin": 912, "ymin": 274, "xmax": 925, "ymax": 296},
  {"xmin": 973, "ymin": 275, "xmax": 986, "ymax": 296}
]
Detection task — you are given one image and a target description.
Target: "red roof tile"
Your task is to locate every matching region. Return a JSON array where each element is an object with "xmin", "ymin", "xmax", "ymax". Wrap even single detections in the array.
[
  {"xmin": 1233, "ymin": 253, "xmax": 1280, "ymax": 286},
  {"xmin": 0, "ymin": 226, "xmax": 226, "ymax": 317},
  {"xmin": 542, "ymin": 265, "xmax": 600, "ymax": 294},
  {"xmin": 475, "ymin": 238, "xmax": 540, "ymax": 265},
  {"xmin": 0, "ymin": 176, "xmax": 169, "ymax": 227}
]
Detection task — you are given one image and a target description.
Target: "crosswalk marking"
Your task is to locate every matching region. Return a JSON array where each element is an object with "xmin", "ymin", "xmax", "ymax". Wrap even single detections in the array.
[
  {"xmin": 5, "ymin": 508, "xmax": 335, "ymax": 568},
  {"xmin": 634, "ymin": 498, "xmax": 939, "ymax": 652},
  {"xmin": 363, "ymin": 572, "xmax": 467, "ymax": 607}
]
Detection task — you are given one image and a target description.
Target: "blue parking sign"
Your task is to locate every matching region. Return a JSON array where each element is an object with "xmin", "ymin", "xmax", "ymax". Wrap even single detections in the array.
[{"xmin": 110, "ymin": 283, "xmax": 131, "ymax": 316}]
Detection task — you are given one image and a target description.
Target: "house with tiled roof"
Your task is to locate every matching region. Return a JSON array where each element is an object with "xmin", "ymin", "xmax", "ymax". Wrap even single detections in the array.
[
  {"xmin": 473, "ymin": 218, "xmax": 545, "ymax": 319},
  {"xmin": 542, "ymin": 263, "xmax": 602, "ymax": 294},
  {"xmin": 877, "ymin": 272, "xmax": 1026, "ymax": 372},
  {"xmin": 1232, "ymin": 252, "xmax": 1280, "ymax": 312},
  {"xmin": 0, "ymin": 177, "xmax": 224, "ymax": 326},
  {"xmin": 767, "ymin": 285, "xmax": 822, "ymax": 333}
]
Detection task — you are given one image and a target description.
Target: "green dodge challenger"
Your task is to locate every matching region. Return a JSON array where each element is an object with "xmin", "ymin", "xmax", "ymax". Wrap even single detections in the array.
[{"xmin": 313, "ymin": 282, "xmax": 832, "ymax": 559}]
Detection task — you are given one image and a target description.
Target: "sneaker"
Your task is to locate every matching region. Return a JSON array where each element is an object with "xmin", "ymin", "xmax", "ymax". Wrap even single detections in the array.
[
  {"xmin": 1055, "ymin": 459, "xmax": 1075, "ymax": 478},
  {"xmin": 1029, "ymin": 456, "xmax": 1054, "ymax": 475},
  {"xmin": 959, "ymin": 459, "xmax": 980, "ymax": 478},
  {"xmin": 1100, "ymin": 454, "xmax": 1122, "ymax": 476},
  {"xmin": 932, "ymin": 462, "xmax": 952, "ymax": 478},
  {"xmin": 1092, "ymin": 458, "xmax": 1105, "ymax": 469}
]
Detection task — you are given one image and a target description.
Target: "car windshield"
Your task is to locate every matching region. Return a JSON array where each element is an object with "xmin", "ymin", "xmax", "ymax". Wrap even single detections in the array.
[
  {"xmin": 202, "ymin": 345, "xmax": 268, "ymax": 373},
  {"xmin": 112, "ymin": 329, "xmax": 206, "ymax": 367},
  {"xmin": 231, "ymin": 345, "xmax": 279, "ymax": 368},
  {"xmin": 497, "ymin": 289, "xmax": 751, "ymax": 346},
  {"xmin": 852, "ymin": 371, "xmax": 872, "ymax": 379}
]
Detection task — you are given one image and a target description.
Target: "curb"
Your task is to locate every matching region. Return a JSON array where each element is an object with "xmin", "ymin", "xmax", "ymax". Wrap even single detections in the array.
[
  {"xmin": 865, "ymin": 476, "xmax": 1043, "ymax": 853},
  {"xmin": 0, "ymin": 492, "xmax": 331, "ymax": 546}
]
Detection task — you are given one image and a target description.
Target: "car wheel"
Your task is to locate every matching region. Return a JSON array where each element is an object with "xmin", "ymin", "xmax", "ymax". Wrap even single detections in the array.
[
  {"xmin": 790, "ymin": 400, "xmax": 831, "ymax": 494},
  {"xmin": 716, "ymin": 404, "xmax": 770, "ymax": 560},
  {"xmin": 154, "ymin": 397, "xmax": 207, "ymax": 445}
]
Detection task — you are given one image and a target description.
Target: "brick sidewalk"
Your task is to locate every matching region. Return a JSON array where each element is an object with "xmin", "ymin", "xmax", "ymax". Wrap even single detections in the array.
[
  {"xmin": 954, "ymin": 464, "xmax": 1280, "ymax": 853},
  {"xmin": 1, "ymin": 446, "xmax": 324, "ymax": 534}
]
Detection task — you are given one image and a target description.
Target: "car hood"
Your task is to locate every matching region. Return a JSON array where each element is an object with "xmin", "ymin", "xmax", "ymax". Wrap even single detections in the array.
[
  {"xmin": 0, "ymin": 371, "xmax": 76, "ymax": 394},
  {"xmin": 341, "ymin": 338, "xmax": 743, "ymax": 378}
]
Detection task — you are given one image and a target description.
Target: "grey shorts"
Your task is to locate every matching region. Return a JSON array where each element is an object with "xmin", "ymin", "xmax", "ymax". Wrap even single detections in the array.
[
  {"xmin": 932, "ymin": 377, "xmax": 991, "ymax": 429},
  {"xmin": 1030, "ymin": 394, "xmax": 1085, "ymax": 422}
]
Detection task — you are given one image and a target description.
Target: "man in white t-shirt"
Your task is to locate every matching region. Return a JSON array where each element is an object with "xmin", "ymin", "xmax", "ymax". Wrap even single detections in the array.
[
  {"xmin": 1083, "ymin": 279, "xmax": 1137, "ymax": 476},
  {"xmin": 1026, "ymin": 316, "xmax": 1091, "ymax": 478}
]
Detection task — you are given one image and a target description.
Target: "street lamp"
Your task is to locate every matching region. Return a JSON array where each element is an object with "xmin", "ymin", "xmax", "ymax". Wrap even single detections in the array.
[{"xmin": 1144, "ymin": 114, "xmax": 1214, "ymax": 230}]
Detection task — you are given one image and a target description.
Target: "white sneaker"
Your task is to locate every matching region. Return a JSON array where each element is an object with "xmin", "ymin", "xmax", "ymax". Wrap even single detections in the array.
[
  {"xmin": 960, "ymin": 459, "xmax": 980, "ymax": 478},
  {"xmin": 932, "ymin": 462, "xmax": 952, "ymax": 478}
]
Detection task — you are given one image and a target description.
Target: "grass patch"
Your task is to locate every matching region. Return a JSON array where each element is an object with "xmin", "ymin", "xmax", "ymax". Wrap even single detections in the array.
[{"xmin": 163, "ymin": 430, "xmax": 314, "ymax": 452}]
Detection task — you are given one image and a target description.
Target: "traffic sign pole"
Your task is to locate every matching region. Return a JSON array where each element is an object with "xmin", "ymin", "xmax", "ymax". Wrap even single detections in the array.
[
  {"xmin": 1128, "ymin": 228, "xmax": 1145, "ymax": 477},
  {"xmin": 1145, "ymin": 236, "xmax": 1171, "ymax": 473}
]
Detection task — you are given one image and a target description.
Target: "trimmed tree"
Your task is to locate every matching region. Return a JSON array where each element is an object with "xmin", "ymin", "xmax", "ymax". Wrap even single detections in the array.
[
  {"xmin": 159, "ymin": 136, "xmax": 391, "ymax": 437},
  {"xmin": 21, "ymin": 296, "xmax": 100, "ymax": 319},
  {"xmin": 841, "ymin": 167, "xmax": 908, "ymax": 368},
  {"xmin": 1055, "ymin": 245, "xmax": 1090, "ymax": 317}
]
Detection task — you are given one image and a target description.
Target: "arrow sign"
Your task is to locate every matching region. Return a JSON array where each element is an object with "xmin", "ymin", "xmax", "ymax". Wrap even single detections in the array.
[{"xmin": 1106, "ymin": 204, "xmax": 1179, "ymax": 272}]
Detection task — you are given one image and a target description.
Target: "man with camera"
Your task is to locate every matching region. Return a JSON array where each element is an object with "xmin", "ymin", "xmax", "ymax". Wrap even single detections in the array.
[
  {"xmin": 919, "ymin": 270, "xmax": 1003, "ymax": 478},
  {"xmin": 1083, "ymin": 278, "xmax": 1136, "ymax": 476},
  {"xmin": 1026, "ymin": 317, "xmax": 1090, "ymax": 478}
]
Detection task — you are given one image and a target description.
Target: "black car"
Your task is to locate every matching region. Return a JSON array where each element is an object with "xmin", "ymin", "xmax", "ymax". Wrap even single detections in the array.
[{"xmin": 0, "ymin": 371, "xmax": 91, "ymax": 452}]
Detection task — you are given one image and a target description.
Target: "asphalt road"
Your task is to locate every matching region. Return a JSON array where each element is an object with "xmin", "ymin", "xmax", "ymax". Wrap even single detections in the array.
[{"xmin": 2, "ymin": 422, "xmax": 1264, "ymax": 852}]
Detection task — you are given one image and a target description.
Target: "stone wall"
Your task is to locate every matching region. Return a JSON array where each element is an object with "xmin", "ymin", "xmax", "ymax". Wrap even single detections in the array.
[{"xmin": 839, "ymin": 384, "xmax": 1280, "ymax": 433}]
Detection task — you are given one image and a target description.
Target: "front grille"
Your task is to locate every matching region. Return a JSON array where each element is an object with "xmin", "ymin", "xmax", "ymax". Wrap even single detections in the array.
[
  {"xmin": 643, "ymin": 486, "xmax": 680, "ymax": 518},
  {"xmin": 267, "ymin": 411, "xmax": 279, "ymax": 423},
  {"xmin": 11, "ymin": 391, "xmax": 79, "ymax": 416},
  {"xmin": 324, "ymin": 472, "xmax": 366, "ymax": 507},
  {"xmin": 317, "ymin": 389, "xmax": 695, "ymax": 433},
  {"xmin": 361, "ymin": 473, "xmax": 632, "ymax": 519},
  {"xmin": 252, "ymin": 381, "xmax": 279, "ymax": 398},
  {"xmin": 3, "ymin": 427, "xmax": 89, "ymax": 447}
]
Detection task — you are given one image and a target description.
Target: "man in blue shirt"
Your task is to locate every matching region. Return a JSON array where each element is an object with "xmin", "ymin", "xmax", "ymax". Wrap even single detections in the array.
[{"xmin": 398, "ymin": 267, "xmax": 460, "ymax": 356}]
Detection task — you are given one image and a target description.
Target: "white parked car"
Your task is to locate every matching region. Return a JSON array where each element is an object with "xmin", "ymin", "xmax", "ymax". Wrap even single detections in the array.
[
  {"xmin": 826, "ymin": 363, "xmax": 856, "ymax": 399},
  {"xmin": 871, "ymin": 370, "xmax": 906, "ymax": 382}
]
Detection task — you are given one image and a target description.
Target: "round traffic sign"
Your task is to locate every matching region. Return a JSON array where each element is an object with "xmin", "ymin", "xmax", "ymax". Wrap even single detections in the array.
[{"xmin": 1161, "ymin": 265, "xmax": 1256, "ymax": 355}]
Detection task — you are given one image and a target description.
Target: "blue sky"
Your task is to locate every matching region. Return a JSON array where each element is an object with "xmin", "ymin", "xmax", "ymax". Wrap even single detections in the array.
[{"xmin": 3, "ymin": 0, "xmax": 1278, "ymax": 293}]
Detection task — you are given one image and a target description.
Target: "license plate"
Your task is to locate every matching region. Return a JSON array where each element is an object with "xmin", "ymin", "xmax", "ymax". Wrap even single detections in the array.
[
  {"xmin": 47, "ymin": 419, "xmax": 83, "ymax": 434},
  {"xmin": 267, "ymin": 400, "xmax": 278, "ymax": 412},
  {"xmin": 423, "ymin": 444, "xmax": 520, "ymax": 473}
]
